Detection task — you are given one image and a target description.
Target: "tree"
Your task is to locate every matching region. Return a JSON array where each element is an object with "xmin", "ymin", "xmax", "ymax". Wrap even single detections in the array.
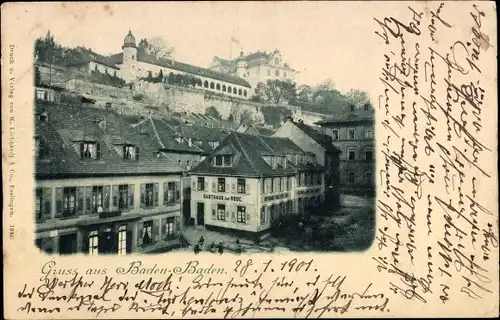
[
  {"xmin": 296, "ymin": 84, "xmax": 313, "ymax": 103},
  {"xmin": 205, "ymin": 106, "xmax": 222, "ymax": 120},
  {"xmin": 345, "ymin": 89, "xmax": 370, "ymax": 107},
  {"xmin": 146, "ymin": 36, "xmax": 174, "ymax": 59},
  {"xmin": 253, "ymin": 79, "xmax": 297, "ymax": 104}
]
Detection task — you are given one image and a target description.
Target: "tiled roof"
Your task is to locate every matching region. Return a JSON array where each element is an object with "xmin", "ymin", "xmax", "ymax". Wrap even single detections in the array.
[
  {"xmin": 314, "ymin": 105, "xmax": 375, "ymax": 125},
  {"xmin": 35, "ymin": 103, "xmax": 195, "ymax": 178},
  {"xmin": 189, "ymin": 132, "xmax": 322, "ymax": 178},
  {"xmin": 68, "ymin": 47, "xmax": 120, "ymax": 70},
  {"xmin": 292, "ymin": 121, "xmax": 342, "ymax": 154},
  {"xmin": 174, "ymin": 124, "xmax": 230, "ymax": 142},
  {"xmin": 108, "ymin": 51, "xmax": 251, "ymax": 88}
]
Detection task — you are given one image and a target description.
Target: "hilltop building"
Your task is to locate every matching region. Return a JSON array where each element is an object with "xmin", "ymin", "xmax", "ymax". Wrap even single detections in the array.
[
  {"xmin": 209, "ymin": 49, "xmax": 298, "ymax": 95},
  {"xmin": 67, "ymin": 30, "xmax": 252, "ymax": 99}
]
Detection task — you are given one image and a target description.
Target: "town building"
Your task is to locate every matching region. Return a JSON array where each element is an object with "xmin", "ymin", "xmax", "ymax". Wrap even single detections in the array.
[
  {"xmin": 273, "ymin": 118, "xmax": 342, "ymax": 210},
  {"xmin": 209, "ymin": 49, "xmax": 298, "ymax": 95},
  {"xmin": 67, "ymin": 31, "xmax": 252, "ymax": 99},
  {"xmin": 33, "ymin": 102, "xmax": 204, "ymax": 255},
  {"xmin": 315, "ymin": 104, "xmax": 375, "ymax": 196},
  {"xmin": 188, "ymin": 131, "xmax": 329, "ymax": 239},
  {"xmin": 35, "ymin": 83, "xmax": 64, "ymax": 103}
]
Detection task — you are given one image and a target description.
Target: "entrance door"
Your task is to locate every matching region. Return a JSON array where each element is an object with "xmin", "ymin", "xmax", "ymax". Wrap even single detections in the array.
[
  {"xmin": 196, "ymin": 202, "xmax": 205, "ymax": 225},
  {"xmin": 99, "ymin": 227, "xmax": 116, "ymax": 254},
  {"xmin": 59, "ymin": 233, "xmax": 77, "ymax": 255}
]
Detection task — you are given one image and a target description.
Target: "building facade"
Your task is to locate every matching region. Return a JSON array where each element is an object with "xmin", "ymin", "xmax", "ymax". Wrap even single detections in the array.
[
  {"xmin": 68, "ymin": 31, "xmax": 252, "ymax": 99},
  {"xmin": 33, "ymin": 103, "xmax": 203, "ymax": 255},
  {"xmin": 273, "ymin": 118, "xmax": 342, "ymax": 210},
  {"xmin": 209, "ymin": 49, "xmax": 298, "ymax": 95},
  {"xmin": 189, "ymin": 132, "xmax": 327, "ymax": 239},
  {"xmin": 315, "ymin": 104, "xmax": 375, "ymax": 196}
]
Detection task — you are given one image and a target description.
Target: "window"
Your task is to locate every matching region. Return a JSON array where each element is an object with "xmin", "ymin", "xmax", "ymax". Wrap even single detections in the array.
[
  {"xmin": 123, "ymin": 145, "xmax": 138, "ymax": 160},
  {"xmin": 210, "ymin": 82, "xmax": 215, "ymax": 89},
  {"xmin": 35, "ymin": 188, "xmax": 43, "ymax": 219},
  {"xmin": 278, "ymin": 177, "xmax": 283, "ymax": 192},
  {"xmin": 348, "ymin": 172, "xmax": 355, "ymax": 184},
  {"xmin": 165, "ymin": 182, "xmax": 175, "ymax": 204},
  {"xmin": 132, "ymin": 55, "xmax": 135, "ymax": 60},
  {"xmin": 348, "ymin": 128, "xmax": 355, "ymax": 140},
  {"xmin": 331, "ymin": 129, "xmax": 339, "ymax": 141},
  {"xmin": 233, "ymin": 88, "xmax": 237, "ymax": 94},
  {"xmin": 267, "ymin": 69, "xmax": 271, "ymax": 76},
  {"xmin": 365, "ymin": 128, "xmax": 374, "ymax": 139},
  {"xmin": 118, "ymin": 226, "xmax": 127, "ymax": 255},
  {"xmin": 35, "ymin": 137, "xmax": 49, "ymax": 159},
  {"xmin": 213, "ymin": 141, "xmax": 220, "ymax": 148},
  {"xmin": 63, "ymin": 187, "xmax": 77, "ymax": 217},
  {"xmin": 224, "ymin": 155, "xmax": 232, "ymax": 166},
  {"xmin": 215, "ymin": 156, "xmax": 223, "ymax": 166},
  {"xmin": 238, "ymin": 89, "xmax": 242, "ymax": 96},
  {"xmin": 244, "ymin": 90, "xmax": 247, "ymax": 97},
  {"xmin": 260, "ymin": 207, "xmax": 266, "ymax": 224},
  {"xmin": 284, "ymin": 72, "xmax": 287, "ymax": 78},
  {"xmin": 222, "ymin": 85, "xmax": 226, "ymax": 92},
  {"xmin": 217, "ymin": 178, "xmax": 225, "ymax": 192},
  {"xmin": 227, "ymin": 86, "xmax": 232, "ymax": 93},
  {"xmin": 91, "ymin": 186, "xmax": 104, "ymax": 213},
  {"xmin": 217, "ymin": 204, "xmax": 226, "ymax": 221},
  {"xmin": 204, "ymin": 81, "xmax": 209, "ymax": 88},
  {"xmin": 142, "ymin": 221, "xmax": 153, "ymax": 245},
  {"xmin": 36, "ymin": 89, "xmax": 45, "ymax": 100},
  {"xmin": 197, "ymin": 177, "xmax": 205, "ymax": 191},
  {"xmin": 214, "ymin": 155, "xmax": 232, "ymax": 167},
  {"xmin": 80, "ymin": 142, "xmax": 100, "ymax": 160},
  {"xmin": 261, "ymin": 179, "xmax": 265, "ymax": 194},
  {"xmin": 275, "ymin": 70, "xmax": 280, "ymax": 76},
  {"xmin": 276, "ymin": 156, "xmax": 285, "ymax": 168},
  {"xmin": 286, "ymin": 177, "xmax": 291, "ymax": 191},
  {"xmin": 144, "ymin": 183, "xmax": 155, "ymax": 208},
  {"xmin": 316, "ymin": 173, "xmax": 322, "ymax": 185},
  {"xmin": 237, "ymin": 178, "xmax": 246, "ymax": 194},
  {"xmin": 365, "ymin": 147, "xmax": 373, "ymax": 161},
  {"xmin": 89, "ymin": 230, "xmax": 99, "ymax": 255},
  {"xmin": 347, "ymin": 147, "xmax": 356, "ymax": 161},
  {"xmin": 118, "ymin": 185, "xmax": 129, "ymax": 209},
  {"xmin": 365, "ymin": 172, "xmax": 373, "ymax": 185},
  {"xmin": 237, "ymin": 206, "xmax": 246, "ymax": 223},
  {"xmin": 165, "ymin": 217, "xmax": 175, "ymax": 238},
  {"xmin": 216, "ymin": 83, "xmax": 221, "ymax": 90}
]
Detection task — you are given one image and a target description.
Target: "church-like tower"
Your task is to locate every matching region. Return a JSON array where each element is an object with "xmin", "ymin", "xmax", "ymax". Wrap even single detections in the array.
[
  {"xmin": 236, "ymin": 51, "xmax": 247, "ymax": 79},
  {"xmin": 121, "ymin": 30, "xmax": 137, "ymax": 82}
]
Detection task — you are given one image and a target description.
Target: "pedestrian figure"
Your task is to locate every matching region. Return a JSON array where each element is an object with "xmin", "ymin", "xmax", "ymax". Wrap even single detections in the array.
[
  {"xmin": 194, "ymin": 244, "xmax": 201, "ymax": 254},
  {"xmin": 209, "ymin": 241, "xmax": 216, "ymax": 253},
  {"xmin": 218, "ymin": 242, "xmax": 224, "ymax": 255},
  {"xmin": 198, "ymin": 236, "xmax": 205, "ymax": 247}
]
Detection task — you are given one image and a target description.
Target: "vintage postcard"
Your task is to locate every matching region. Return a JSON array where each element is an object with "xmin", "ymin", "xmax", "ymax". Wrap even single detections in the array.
[{"xmin": 2, "ymin": 1, "xmax": 498, "ymax": 318}]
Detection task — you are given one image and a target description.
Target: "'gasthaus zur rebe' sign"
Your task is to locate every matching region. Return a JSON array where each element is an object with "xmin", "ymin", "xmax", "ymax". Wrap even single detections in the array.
[{"xmin": 203, "ymin": 194, "xmax": 243, "ymax": 202}]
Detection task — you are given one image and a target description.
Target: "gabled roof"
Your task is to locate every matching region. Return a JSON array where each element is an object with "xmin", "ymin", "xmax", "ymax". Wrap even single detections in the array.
[
  {"xmin": 35, "ymin": 103, "xmax": 194, "ymax": 178},
  {"xmin": 314, "ymin": 105, "xmax": 375, "ymax": 125},
  {"xmin": 109, "ymin": 51, "xmax": 251, "ymax": 88},
  {"xmin": 292, "ymin": 121, "xmax": 341, "ymax": 154},
  {"xmin": 174, "ymin": 124, "xmax": 230, "ymax": 142},
  {"xmin": 68, "ymin": 47, "xmax": 120, "ymax": 70},
  {"xmin": 189, "ymin": 132, "xmax": 322, "ymax": 177}
]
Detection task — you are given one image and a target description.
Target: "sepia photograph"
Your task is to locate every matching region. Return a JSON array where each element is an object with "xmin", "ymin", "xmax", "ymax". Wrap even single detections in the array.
[
  {"xmin": 3, "ymin": 1, "xmax": 498, "ymax": 319},
  {"xmin": 33, "ymin": 9, "xmax": 375, "ymax": 256}
]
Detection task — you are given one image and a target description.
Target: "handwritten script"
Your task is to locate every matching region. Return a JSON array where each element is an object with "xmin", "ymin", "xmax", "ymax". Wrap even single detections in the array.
[
  {"xmin": 16, "ymin": 259, "xmax": 390, "ymax": 318},
  {"xmin": 374, "ymin": 1, "xmax": 497, "ymax": 308}
]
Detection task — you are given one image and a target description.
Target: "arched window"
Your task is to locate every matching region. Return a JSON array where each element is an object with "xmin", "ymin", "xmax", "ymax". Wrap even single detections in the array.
[
  {"xmin": 275, "ymin": 70, "xmax": 280, "ymax": 76},
  {"xmin": 216, "ymin": 83, "xmax": 221, "ymax": 91},
  {"xmin": 243, "ymin": 90, "xmax": 247, "ymax": 97},
  {"xmin": 267, "ymin": 69, "xmax": 271, "ymax": 76},
  {"xmin": 204, "ymin": 81, "xmax": 209, "ymax": 88},
  {"xmin": 210, "ymin": 82, "xmax": 215, "ymax": 89},
  {"xmin": 238, "ymin": 89, "xmax": 242, "ymax": 95},
  {"xmin": 222, "ymin": 85, "xmax": 226, "ymax": 92},
  {"xmin": 233, "ymin": 87, "xmax": 237, "ymax": 94},
  {"xmin": 227, "ymin": 86, "xmax": 232, "ymax": 93}
]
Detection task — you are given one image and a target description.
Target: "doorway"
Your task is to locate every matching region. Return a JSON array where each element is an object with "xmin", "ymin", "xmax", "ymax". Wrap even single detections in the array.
[
  {"xmin": 99, "ymin": 227, "xmax": 117, "ymax": 254},
  {"xmin": 196, "ymin": 202, "xmax": 205, "ymax": 226},
  {"xmin": 59, "ymin": 233, "xmax": 77, "ymax": 255}
]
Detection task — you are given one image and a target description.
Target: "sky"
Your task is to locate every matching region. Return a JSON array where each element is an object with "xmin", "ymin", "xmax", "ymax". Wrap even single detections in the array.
[{"xmin": 31, "ymin": 2, "xmax": 385, "ymax": 99}]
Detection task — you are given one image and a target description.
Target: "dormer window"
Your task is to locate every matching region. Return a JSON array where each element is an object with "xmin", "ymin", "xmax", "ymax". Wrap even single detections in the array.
[
  {"xmin": 35, "ymin": 136, "xmax": 49, "ymax": 159},
  {"xmin": 79, "ymin": 141, "xmax": 101, "ymax": 160},
  {"xmin": 214, "ymin": 155, "xmax": 232, "ymax": 167},
  {"xmin": 276, "ymin": 156, "xmax": 286, "ymax": 168},
  {"xmin": 123, "ymin": 145, "xmax": 139, "ymax": 160}
]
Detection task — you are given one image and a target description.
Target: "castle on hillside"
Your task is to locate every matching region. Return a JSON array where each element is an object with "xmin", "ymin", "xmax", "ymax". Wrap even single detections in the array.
[
  {"xmin": 209, "ymin": 50, "xmax": 298, "ymax": 94},
  {"xmin": 68, "ymin": 30, "xmax": 252, "ymax": 100}
]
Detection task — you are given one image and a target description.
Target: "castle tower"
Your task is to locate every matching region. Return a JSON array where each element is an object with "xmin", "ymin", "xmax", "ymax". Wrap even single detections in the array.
[
  {"xmin": 236, "ymin": 51, "xmax": 247, "ymax": 79},
  {"xmin": 121, "ymin": 30, "xmax": 137, "ymax": 81}
]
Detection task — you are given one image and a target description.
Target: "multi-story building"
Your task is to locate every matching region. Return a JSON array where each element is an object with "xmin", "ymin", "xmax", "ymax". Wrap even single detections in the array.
[
  {"xmin": 273, "ymin": 117, "xmax": 342, "ymax": 210},
  {"xmin": 188, "ymin": 131, "xmax": 329, "ymax": 239},
  {"xmin": 34, "ymin": 103, "xmax": 204, "ymax": 255},
  {"xmin": 209, "ymin": 49, "xmax": 298, "ymax": 95},
  {"xmin": 67, "ymin": 31, "xmax": 252, "ymax": 99},
  {"xmin": 315, "ymin": 104, "xmax": 375, "ymax": 196}
]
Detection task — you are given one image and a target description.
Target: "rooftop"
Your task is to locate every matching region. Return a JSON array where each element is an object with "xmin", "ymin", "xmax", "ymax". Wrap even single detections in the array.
[{"xmin": 314, "ymin": 104, "xmax": 375, "ymax": 125}]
